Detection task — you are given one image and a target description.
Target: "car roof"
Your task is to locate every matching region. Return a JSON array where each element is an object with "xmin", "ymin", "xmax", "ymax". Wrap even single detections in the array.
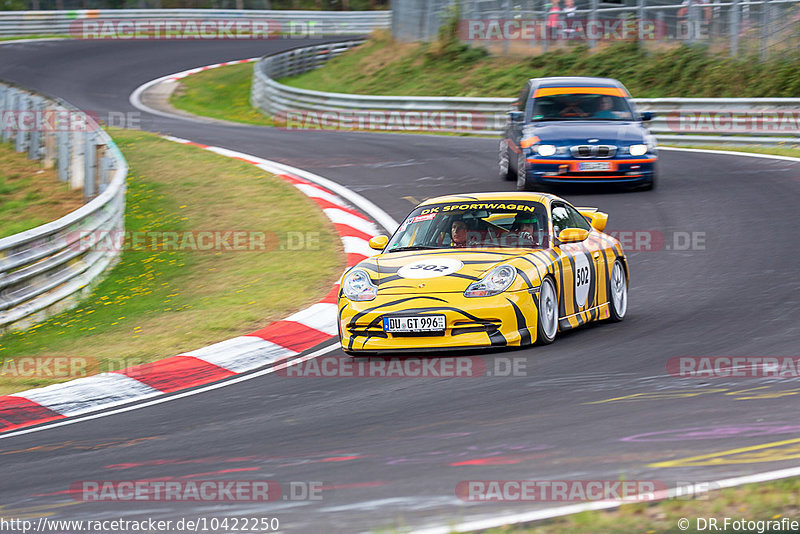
[
  {"xmin": 418, "ymin": 192, "xmax": 558, "ymax": 207},
  {"xmin": 530, "ymin": 76, "xmax": 624, "ymax": 89}
]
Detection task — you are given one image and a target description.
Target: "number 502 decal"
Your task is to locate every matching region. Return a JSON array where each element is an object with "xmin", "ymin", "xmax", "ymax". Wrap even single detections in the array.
[
  {"xmin": 397, "ymin": 258, "xmax": 464, "ymax": 279},
  {"xmin": 573, "ymin": 253, "xmax": 591, "ymax": 308}
]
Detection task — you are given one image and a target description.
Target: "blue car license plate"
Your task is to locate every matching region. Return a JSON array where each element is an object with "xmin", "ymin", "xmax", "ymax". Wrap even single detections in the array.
[{"xmin": 578, "ymin": 161, "xmax": 612, "ymax": 171}]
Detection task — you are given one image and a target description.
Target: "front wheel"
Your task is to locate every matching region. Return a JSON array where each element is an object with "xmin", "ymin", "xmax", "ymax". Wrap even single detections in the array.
[
  {"xmin": 499, "ymin": 139, "xmax": 514, "ymax": 181},
  {"xmin": 608, "ymin": 260, "xmax": 628, "ymax": 321},
  {"xmin": 536, "ymin": 277, "xmax": 558, "ymax": 344},
  {"xmin": 516, "ymin": 152, "xmax": 530, "ymax": 191}
]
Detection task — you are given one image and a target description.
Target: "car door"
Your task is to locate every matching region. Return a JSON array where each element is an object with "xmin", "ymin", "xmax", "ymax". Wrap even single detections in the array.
[{"xmin": 551, "ymin": 202, "xmax": 607, "ymax": 325}]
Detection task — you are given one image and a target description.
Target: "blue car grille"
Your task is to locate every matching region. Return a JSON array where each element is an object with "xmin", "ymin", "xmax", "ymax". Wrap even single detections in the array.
[{"xmin": 570, "ymin": 145, "xmax": 617, "ymax": 158}]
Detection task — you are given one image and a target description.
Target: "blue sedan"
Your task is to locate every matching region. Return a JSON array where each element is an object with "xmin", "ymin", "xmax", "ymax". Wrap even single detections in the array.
[{"xmin": 500, "ymin": 76, "xmax": 658, "ymax": 190}]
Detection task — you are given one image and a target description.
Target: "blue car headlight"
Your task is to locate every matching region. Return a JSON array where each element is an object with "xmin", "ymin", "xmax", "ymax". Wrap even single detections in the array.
[
  {"xmin": 629, "ymin": 144, "xmax": 648, "ymax": 156},
  {"xmin": 535, "ymin": 144, "xmax": 557, "ymax": 157}
]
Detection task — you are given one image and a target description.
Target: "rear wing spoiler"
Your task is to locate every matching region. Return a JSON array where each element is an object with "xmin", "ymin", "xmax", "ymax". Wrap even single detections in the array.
[{"xmin": 576, "ymin": 207, "xmax": 608, "ymax": 232}]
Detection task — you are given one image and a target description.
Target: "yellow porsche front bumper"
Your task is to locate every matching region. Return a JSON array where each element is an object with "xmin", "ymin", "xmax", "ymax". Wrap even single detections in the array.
[{"xmin": 338, "ymin": 289, "xmax": 540, "ymax": 353}]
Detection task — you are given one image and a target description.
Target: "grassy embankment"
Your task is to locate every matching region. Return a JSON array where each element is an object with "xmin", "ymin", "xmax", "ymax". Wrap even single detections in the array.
[
  {"xmin": 0, "ymin": 143, "xmax": 83, "ymax": 239},
  {"xmin": 0, "ymin": 128, "xmax": 342, "ymax": 395}
]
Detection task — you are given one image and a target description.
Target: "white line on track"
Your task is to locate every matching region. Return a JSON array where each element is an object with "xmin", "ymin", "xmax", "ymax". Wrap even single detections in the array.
[
  {"xmin": 0, "ymin": 343, "xmax": 339, "ymax": 441},
  {"xmin": 412, "ymin": 466, "xmax": 800, "ymax": 534}
]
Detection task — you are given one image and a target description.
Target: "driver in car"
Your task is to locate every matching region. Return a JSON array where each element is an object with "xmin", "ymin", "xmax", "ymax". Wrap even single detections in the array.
[
  {"xmin": 511, "ymin": 213, "xmax": 541, "ymax": 246},
  {"xmin": 451, "ymin": 219, "xmax": 468, "ymax": 248}
]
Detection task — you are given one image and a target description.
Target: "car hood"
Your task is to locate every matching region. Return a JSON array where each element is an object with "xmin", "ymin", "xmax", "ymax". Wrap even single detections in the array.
[
  {"xmin": 528, "ymin": 121, "xmax": 647, "ymax": 144},
  {"xmin": 364, "ymin": 249, "xmax": 534, "ymax": 295}
]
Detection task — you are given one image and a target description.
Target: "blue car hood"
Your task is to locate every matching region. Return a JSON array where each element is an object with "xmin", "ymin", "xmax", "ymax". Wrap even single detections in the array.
[{"xmin": 528, "ymin": 121, "xmax": 647, "ymax": 144}]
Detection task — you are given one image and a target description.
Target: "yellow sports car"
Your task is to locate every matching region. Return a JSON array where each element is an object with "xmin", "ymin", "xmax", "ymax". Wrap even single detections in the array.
[{"xmin": 338, "ymin": 192, "xmax": 628, "ymax": 353}]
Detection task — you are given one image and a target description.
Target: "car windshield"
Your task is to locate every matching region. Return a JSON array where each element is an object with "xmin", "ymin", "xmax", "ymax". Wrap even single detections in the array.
[
  {"xmin": 386, "ymin": 200, "xmax": 549, "ymax": 251},
  {"xmin": 530, "ymin": 93, "xmax": 634, "ymax": 121}
]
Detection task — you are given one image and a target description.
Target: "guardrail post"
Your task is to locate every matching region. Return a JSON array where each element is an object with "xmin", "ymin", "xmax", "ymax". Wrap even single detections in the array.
[
  {"xmin": 15, "ymin": 93, "xmax": 27, "ymax": 154},
  {"xmin": 28, "ymin": 96, "xmax": 41, "ymax": 161},
  {"xmin": 42, "ymin": 104, "xmax": 56, "ymax": 169},
  {"xmin": 637, "ymin": 0, "xmax": 646, "ymax": 42},
  {"xmin": 99, "ymin": 153, "xmax": 111, "ymax": 194},
  {"xmin": 503, "ymin": 0, "xmax": 511, "ymax": 55},
  {"xmin": 760, "ymin": 0, "xmax": 769, "ymax": 60},
  {"xmin": 70, "ymin": 129, "xmax": 84, "ymax": 190},
  {"xmin": 57, "ymin": 128, "xmax": 70, "ymax": 182},
  {"xmin": 1, "ymin": 87, "xmax": 11, "ymax": 144},
  {"xmin": 729, "ymin": 0, "xmax": 740, "ymax": 56},
  {"xmin": 83, "ymin": 130, "xmax": 96, "ymax": 202}
]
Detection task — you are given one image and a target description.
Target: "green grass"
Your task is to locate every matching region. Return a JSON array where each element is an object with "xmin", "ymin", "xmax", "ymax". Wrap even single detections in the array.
[
  {"xmin": 170, "ymin": 62, "xmax": 273, "ymax": 126},
  {"xmin": 664, "ymin": 144, "xmax": 800, "ymax": 158},
  {"xmin": 0, "ymin": 142, "xmax": 83, "ymax": 239},
  {"xmin": 0, "ymin": 34, "xmax": 69, "ymax": 42},
  {"xmin": 483, "ymin": 478, "xmax": 800, "ymax": 533},
  {"xmin": 281, "ymin": 31, "xmax": 800, "ymax": 99},
  {"xmin": 0, "ymin": 128, "xmax": 342, "ymax": 395}
]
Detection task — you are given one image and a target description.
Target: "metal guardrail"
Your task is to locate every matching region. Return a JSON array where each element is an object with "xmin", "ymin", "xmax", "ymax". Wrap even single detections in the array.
[
  {"xmin": 252, "ymin": 42, "xmax": 800, "ymax": 144},
  {"xmin": 0, "ymin": 9, "xmax": 390, "ymax": 36},
  {"xmin": 0, "ymin": 82, "xmax": 127, "ymax": 334}
]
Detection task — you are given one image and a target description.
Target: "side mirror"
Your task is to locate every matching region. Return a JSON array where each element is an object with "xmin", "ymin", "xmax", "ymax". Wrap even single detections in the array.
[
  {"xmin": 557, "ymin": 228, "xmax": 590, "ymax": 244},
  {"xmin": 508, "ymin": 110, "xmax": 524, "ymax": 122},
  {"xmin": 368, "ymin": 235, "xmax": 389, "ymax": 251},
  {"xmin": 640, "ymin": 111, "xmax": 655, "ymax": 122}
]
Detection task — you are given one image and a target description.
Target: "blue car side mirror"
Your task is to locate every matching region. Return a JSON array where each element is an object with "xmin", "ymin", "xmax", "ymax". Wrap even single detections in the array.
[
  {"xmin": 508, "ymin": 110, "xmax": 524, "ymax": 122},
  {"xmin": 640, "ymin": 111, "xmax": 655, "ymax": 122}
]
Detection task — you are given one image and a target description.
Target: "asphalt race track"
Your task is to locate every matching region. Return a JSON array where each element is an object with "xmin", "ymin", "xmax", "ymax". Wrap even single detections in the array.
[{"xmin": 1, "ymin": 39, "xmax": 799, "ymax": 533}]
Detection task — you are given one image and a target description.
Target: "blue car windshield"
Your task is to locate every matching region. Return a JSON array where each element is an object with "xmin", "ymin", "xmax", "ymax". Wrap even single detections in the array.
[{"xmin": 530, "ymin": 93, "xmax": 634, "ymax": 121}]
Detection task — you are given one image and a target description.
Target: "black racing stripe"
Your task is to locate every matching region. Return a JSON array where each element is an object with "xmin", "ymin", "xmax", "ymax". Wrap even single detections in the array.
[
  {"xmin": 460, "ymin": 259, "xmax": 509, "ymax": 265},
  {"xmin": 378, "ymin": 275, "xmax": 404, "ymax": 285},
  {"xmin": 487, "ymin": 329, "xmax": 508, "ymax": 347},
  {"xmin": 507, "ymin": 298, "xmax": 531, "ymax": 346},
  {"xmin": 556, "ymin": 254, "xmax": 567, "ymax": 319},
  {"xmin": 356, "ymin": 261, "xmax": 380, "ymax": 271},
  {"xmin": 600, "ymin": 247, "xmax": 610, "ymax": 305},
  {"xmin": 378, "ymin": 285, "xmax": 421, "ymax": 291},
  {"xmin": 447, "ymin": 272, "xmax": 481, "ymax": 282},
  {"xmin": 517, "ymin": 255, "xmax": 544, "ymax": 281},
  {"xmin": 517, "ymin": 269, "xmax": 534, "ymax": 289}
]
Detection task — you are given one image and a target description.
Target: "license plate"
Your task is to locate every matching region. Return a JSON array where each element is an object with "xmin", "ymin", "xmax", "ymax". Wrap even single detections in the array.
[
  {"xmin": 383, "ymin": 315, "xmax": 446, "ymax": 333},
  {"xmin": 579, "ymin": 161, "xmax": 612, "ymax": 171}
]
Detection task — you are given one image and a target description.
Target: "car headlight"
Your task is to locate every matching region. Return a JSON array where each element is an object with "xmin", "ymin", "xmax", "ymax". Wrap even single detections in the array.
[
  {"xmin": 629, "ymin": 144, "xmax": 648, "ymax": 156},
  {"xmin": 464, "ymin": 265, "xmax": 517, "ymax": 298},
  {"xmin": 342, "ymin": 269, "xmax": 377, "ymax": 301},
  {"xmin": 536, "ymin": 144, "xmax": 557, "ymax": 157}
]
